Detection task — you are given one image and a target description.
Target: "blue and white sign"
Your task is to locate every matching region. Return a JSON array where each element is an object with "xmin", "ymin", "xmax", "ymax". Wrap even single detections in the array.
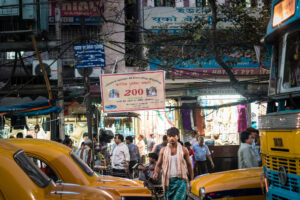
[{"xmin": 74, "ymin": 43, "xmax": 105, "ymax": 68}]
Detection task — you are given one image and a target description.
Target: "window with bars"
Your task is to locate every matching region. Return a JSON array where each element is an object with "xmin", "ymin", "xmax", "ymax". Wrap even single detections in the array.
[
  {"xmin": 154, "ymin": 0, "xmax": 175, "ymax": 6},
  {"xmin": 196, "ymin": 0, "xmax": 207, "ymax": 7}
]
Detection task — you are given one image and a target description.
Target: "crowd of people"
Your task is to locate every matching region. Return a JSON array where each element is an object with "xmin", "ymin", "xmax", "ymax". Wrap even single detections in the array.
[
  {"xmin": 6, "ymin": 119, "xmax": 263, "ymax": 200},
  {"xmin": 11, "ymin": 125, "xmax": 261, "ymax": 200},
  {"xmin": 75, "ymin": 127, "xmax": 222, "ymax": 199}
]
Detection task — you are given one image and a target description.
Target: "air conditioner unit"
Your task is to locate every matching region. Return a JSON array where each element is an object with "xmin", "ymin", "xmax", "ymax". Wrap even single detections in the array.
[
  {"xmin": 32, "ymin": 60, "xmax": 57, "ymax": 80},
  {"xmin": 75, "ymin": 67, "xmax": 101, "ymax": 78}
]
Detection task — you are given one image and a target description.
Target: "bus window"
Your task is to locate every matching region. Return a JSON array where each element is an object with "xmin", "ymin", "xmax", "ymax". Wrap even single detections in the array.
[
  {"xmin": 282, "ymin": 31, "xmax": 300, "ymax": 88},
  {"xmin": 269, "ymin": 44, "xmax": 279, "ymax": 96}
]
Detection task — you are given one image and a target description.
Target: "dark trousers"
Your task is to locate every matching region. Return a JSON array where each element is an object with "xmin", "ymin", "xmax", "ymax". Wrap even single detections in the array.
[
  {"xmin": 195, "ymin": 161, "xmax": 208, "ymax": 176},
  {"xmin": 129, "ymin": 160, "xmax": 138, "ymax": 174},
  {"xmin": 112, "ymin": 168, "xmax": 128, "ymax": 178}
]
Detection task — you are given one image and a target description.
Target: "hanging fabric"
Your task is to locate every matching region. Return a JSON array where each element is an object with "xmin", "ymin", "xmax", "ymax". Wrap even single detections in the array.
[
  {"xmin": 181, "ymin": 109, "xmax": 192, "ymax": 131},
  {"xmin": 194, "ymin": 108, "xmax": 205, "ymax": 135},
  {"xmin": 237, "ymin": 105, "xmax": 248, "ymax": 133}
]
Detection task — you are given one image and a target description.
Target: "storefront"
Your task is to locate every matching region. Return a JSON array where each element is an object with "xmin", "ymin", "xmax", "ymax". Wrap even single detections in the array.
[
  {"xmin": 0, "ymin": 98, "xmax": 60, "ymax": 139},
  {"xmin": 102, "ymin": 112, "xmax": 140, "ymax": 138}
]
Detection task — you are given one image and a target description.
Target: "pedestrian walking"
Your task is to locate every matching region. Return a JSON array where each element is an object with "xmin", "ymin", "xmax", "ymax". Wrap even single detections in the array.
[
  {"xmin": 78, "ymin": 132, "xmax": 89, "ymax": 149},
  {"xmin": 137, "ymin": 135, "xmax": 146, "ymax": 163},
  {"xmin": 184, "ymin": 142, "xmax": 195, "ymax": 169},
  {"xmin": 111, "ymin": 134, "xmax": 130, "ymax": 178},
  {"xmin": 238, "ymin": 131, "xmax": 258, "ymax": 168},
  {"xmin": 83, "ymin": 138, "xmax": 93, "ymax": 168},
  {"xmin": 147, "ymin": 134, "xmax": 156, "ymax": 152},
  {"xmin": 35, "ymin": 124, "xmax": 45, "ymax": 139},
  {"xmin": 153, "ymin": 135, "xmax": 168, "ymax": 156},
  {"xmin": 190, "ymin": 130, "xmax": 199, "ymax": 146},
  {"xmin": 246, "ymin": 127, "xmax": 262, "ymax": 166},
  {"xmin": 153, "ymin": 127, "xmax": 193, "ymax": 200},
  {"xmin": 192, "ymin": 136, "xmax": 215, "ymax": 176},
  {"xmin": 76, "ymin": 142, "xmax": 85, "ymax": 159},
  {"xmin": 126, "ymin": 136, "xmax": 140, "ymax": 177}
]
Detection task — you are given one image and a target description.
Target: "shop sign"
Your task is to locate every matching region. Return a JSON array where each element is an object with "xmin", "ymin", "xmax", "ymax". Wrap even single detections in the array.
[
  {"xmin": 170, "ymin": 68, "xmax": 270, "ymax": 78},
  {"xmin": 144, "ymin": 7, "xmax": 233, "ymax": 32},
  {"xmin": 187, "ymin": 87, "xmax": 238, "ymax": 96},
  {"xmin": 74, "ymin": 43, "xmax": 105, "ymax": 68},
  {"xmin": 50, "ymin": 1, "xmax": 103, "ymax": 16},
  {"xmin": 48, "ymin": 16, "xmax": 101, "ymax": 25},
  {"xmin": 49, "ymin": 0, "xmax": 103, "ymax": 25},
  {"xmin": 101, "ymin": 71, "xmax": 165, "ymax": 113}
]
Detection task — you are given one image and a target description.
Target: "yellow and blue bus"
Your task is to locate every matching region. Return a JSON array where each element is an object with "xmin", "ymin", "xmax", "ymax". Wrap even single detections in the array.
[{"xmin": 259, "ymin": 0, "xmax": 300, "ymax": 199}]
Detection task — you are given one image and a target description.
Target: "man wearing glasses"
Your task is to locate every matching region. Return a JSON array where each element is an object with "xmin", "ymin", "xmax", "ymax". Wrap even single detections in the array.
[{"xmin": 111, "ymin": 134, "xmax": 130, "ymax": 177}]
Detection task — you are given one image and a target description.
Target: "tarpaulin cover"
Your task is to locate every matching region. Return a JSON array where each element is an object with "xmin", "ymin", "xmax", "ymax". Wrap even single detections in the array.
[{"xmin": 0, "ymin": 100, "xmax": 61, "ymax": 116}]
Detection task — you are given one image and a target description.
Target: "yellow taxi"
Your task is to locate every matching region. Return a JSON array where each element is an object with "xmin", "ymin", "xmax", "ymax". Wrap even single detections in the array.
[
  {"xmin": 0, "ymin": 139, "xmax": 117, "ymax": 200},
  {"xmin": 189, "ymin": 168, "xmax": 265, "ymax": 200},
  {"xmin": 7, "ymin": 139, "xmax": 152, "ymax": 200}
]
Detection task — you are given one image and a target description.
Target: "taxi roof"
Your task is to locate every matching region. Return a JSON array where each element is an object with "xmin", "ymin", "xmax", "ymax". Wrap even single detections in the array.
[
  {"xmin": 7, "ymin": 138, "xmax": 71, "ymax": 155},
  {"xmin": 0, "ymin": 139, "xmax": 20, "ymax": 157}
]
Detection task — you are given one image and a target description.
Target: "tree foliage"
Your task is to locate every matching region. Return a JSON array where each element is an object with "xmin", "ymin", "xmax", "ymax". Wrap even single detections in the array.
[{"xmin": 142, "ymin": 0, "xmax": 271, "ymax": 97}]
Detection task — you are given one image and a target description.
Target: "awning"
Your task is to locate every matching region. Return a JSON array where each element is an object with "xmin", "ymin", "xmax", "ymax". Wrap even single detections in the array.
[{"xmin": 0, "ymin": 100, "xmax": 61, "ymax": 116}]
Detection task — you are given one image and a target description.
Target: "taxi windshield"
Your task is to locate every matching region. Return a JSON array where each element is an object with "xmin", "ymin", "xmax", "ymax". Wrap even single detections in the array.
[
  {"xmin": 14, "ymin": 150, "xmax": 51, "ymax": 188},
  {"xmin": 70, "ymin": 151, "xmax": 94, "ymax": 176}
]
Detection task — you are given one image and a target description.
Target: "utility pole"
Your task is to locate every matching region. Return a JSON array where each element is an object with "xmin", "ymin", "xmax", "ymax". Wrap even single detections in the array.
[
  {"xmin": 80, "ymin": 16, "xmax": 93, "ymax": 141},
  {"xmin": 55, "ymin": 1, "xmax": 65, "ymax": 141},
  {"xmin": 137, "ymin": 0, "xmax": 144, "ymax": 63},
  {"xmin": 80, "ymin": 15, "xmax": 94, "ymax": 168}
]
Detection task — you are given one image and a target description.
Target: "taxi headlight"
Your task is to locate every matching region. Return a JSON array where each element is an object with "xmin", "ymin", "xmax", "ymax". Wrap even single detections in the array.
[{"xmin": 199, "ymin": 187, "xmax": 206, "ymax": 198}]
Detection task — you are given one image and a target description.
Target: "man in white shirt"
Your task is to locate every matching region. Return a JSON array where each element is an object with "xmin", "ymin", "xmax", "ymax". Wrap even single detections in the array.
[
  {"xmin": 190, "ymin": 130, "xmax": 199, "ymax": 146},
  {"xmin": 137, "ymin": 135, "xmax": 146, "ymax": 163},
  {"xmin": 111, "ymin": 134, "xmax": 130, "ymax": 177},
  {"xmin": 35, "ymin": 125, "xmax": 45, "ymax": 139},
  {"xmin": 238, "ymin": 131, "xmax": 258, "ymax": 169}
]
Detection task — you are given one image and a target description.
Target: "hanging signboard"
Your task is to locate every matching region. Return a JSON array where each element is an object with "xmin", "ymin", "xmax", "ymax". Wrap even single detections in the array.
[
  {"xmin": 74, "ymin": 43, "xmax": 105, "ymax": 68},
  {"xmin": 101, "ymin": 71, "xmax": 165, "ymax": 113}
]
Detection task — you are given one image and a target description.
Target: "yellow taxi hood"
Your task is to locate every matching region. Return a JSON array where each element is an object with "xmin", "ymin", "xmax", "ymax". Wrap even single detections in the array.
[
  {"xmin": 58, "ymin": 182, "xmax": 119, "ymax": 200},
  {"xmin": 191, "ymin": 167, "xmax": 263, "ymax": 195},
  {"xmin": 92, "ymin": 175, "xmax": 151, "ymax": 196},
  {"xmin": 96, "ymin": 175, "xmax": 143, "ymax": 186}
]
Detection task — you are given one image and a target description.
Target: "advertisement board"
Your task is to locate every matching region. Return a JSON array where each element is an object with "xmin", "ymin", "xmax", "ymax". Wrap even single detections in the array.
[{"xmin": 101, "ymin": 71, "xmax": 165, "ymax": 113}]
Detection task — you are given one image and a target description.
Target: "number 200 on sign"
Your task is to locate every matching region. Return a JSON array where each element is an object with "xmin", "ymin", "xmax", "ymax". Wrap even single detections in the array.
[{"xmin": 124, "ymin": 89, "xmax": 144, "ymax": 96}]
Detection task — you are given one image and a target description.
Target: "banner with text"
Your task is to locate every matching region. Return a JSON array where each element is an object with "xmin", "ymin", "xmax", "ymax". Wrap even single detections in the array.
[{"xmin": 101, "ymin": 71, "xmax": 165, "ymax": 113}]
